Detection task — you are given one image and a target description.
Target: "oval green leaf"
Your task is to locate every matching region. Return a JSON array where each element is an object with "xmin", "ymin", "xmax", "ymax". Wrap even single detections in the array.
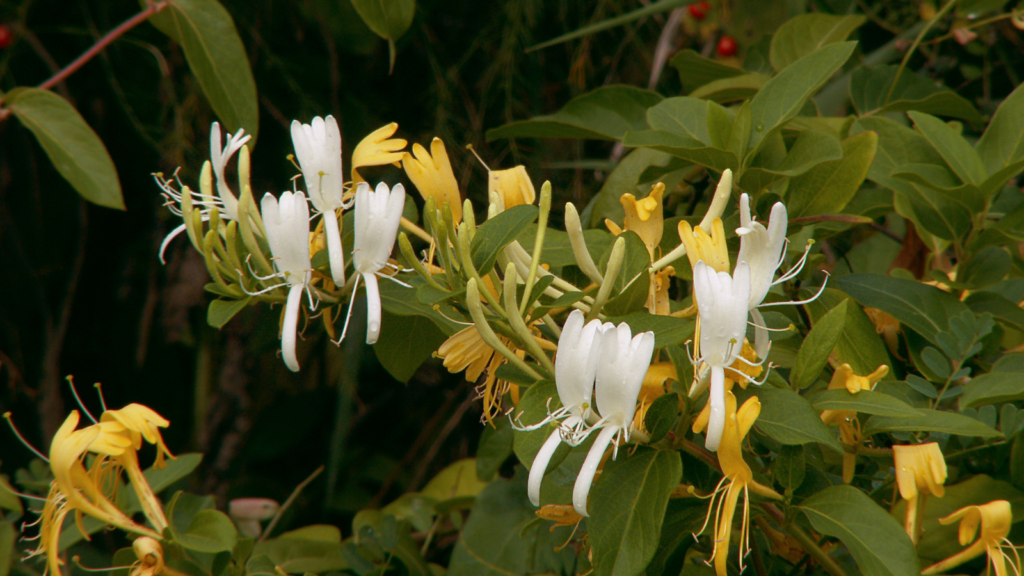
[
  {"xmin": 5, "ymin": 87, "xmax": 123, "ymax": 210},
  {"xmin": 811, "ymin": 389, "xmax": 921, "ymax": 417}
]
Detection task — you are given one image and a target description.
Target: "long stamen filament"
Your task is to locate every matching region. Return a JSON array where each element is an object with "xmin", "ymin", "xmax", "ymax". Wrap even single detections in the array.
[{"xmin": 3, "ymin": 413, "xmax": 49, "ymax": 462}]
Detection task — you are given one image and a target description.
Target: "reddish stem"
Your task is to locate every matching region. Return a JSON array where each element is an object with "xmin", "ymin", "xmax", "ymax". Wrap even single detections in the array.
[{"xmin": 36, "ymin": 2, "xmax": 167, "ymax": 92}]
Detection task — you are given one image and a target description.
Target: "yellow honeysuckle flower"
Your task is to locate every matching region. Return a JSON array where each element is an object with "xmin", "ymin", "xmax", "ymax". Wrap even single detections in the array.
[
  {"xmin": 819, "ymin": 363, "xmax": 889, "ymax": 483},
  {"xmin": 488, "ymin": 165, "xmax": 536, "ymax": 210},
  {"xmin": 605, "ymin": 183, "xmax": 665, "ymax": 259},
  {"xmin": 351, "ymin": 123, "xmax": 407, "ymax": 183},
  {"xmin": 894, "ymin": 442, "xmax": 947, "ymax": 543},
  {"xmin": 650, "ymin": 265, "xmax": 675, "ymax": 315},
  {"xmin": 101, "ymin": 404, "xmax": 174, "ymax": 467},
  {"xmin": 535, "ymin": 503, "xmax": 584, "ymax": 531},
  {"xmin": 694, "ymin": 391, "xmax": 782, "ymax": 576},
  {"xmin": 678, "ymin": 218, "xmax": 730, "ymax": 274},
  {"xmin": 864, "ymin": 307, "xmax": 901, "ymax": 357},
  {"xmin": 403, "ymin": 138, "xmax": 462, "ymax": 223},
  {"xmin": 130, "ymin": 537, "xmax": 165, "ymax": 576},
  {"xmin": 44, "ymin": 412, "xmax": 161, "ymax": 574},
  {"xmin": 923, "ymin": 500, "xmax": 1020, "ymax": 576}
]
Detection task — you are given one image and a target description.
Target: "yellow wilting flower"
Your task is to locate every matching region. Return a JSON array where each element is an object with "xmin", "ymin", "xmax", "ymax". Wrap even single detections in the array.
[
  {"xmin": 650, "ymin": 266, "xmax": 675, "ymax": 315},
  {"xmin": 893, "ymin": 442, "xmax": 948, "ymax": 544},
  {"xmin": 403, "ymin": 138, "xmax": 462, "ymax": 223},
  {"xmin": 923, "ymin": 500, "xmax": 1020, "ymax": 576},
  {"xmin": 351, "ymin": 123, "xmax": 407, "ymax": 184},
  {"xmin": 864, "ymin": 307, "xmax": 901, "ymax": 357},
  {"xmin": 694, "ymin": 391, "xmax": 782, "ymax": 576},
  {"xmin": 605, "ymin": 182, "xmax": 665, "ymax": 259},
  {"xmin": 101, "ymin": 404, "xmax": 174, "ymax": 467},
  {"xmin": 819, "ymin": 363, "xmax": 889, "ymax": 483},
  {"xmin": 678, "ymin": 217, "xmax": 730, "ymax": 274}
]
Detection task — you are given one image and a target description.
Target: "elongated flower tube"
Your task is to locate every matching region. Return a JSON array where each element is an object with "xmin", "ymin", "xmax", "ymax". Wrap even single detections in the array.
[
  {"xmin": 291, "ymin": 115, "xmax": 347, "ymax": 286},
  {"xmin": 692, "ymin": 260, "xmax": 756, "ymax": 452},
  {"xmin": 156, "ymin": 122, "xmax": 250, "ymax": 262},
  {"xmin": 346, "ymin": 181, "xmax": 406, "ymax": 345},
  {"xmin": 894, "ymin": 442, "xmax": 947, "ymax": 543},
  {"xmin": 820, "ymin": 363, "xmax": 890, "ymax": 483},
  {"xmin": 923, "ymin": 500, "xmax": 1019, "ymax": 576},
  {"xmin": 736, "ymin": 193, "xmax": 818, "ymax": 359},
  {"xmin": 572, "ymin": 320, "xmax": 655, "ymax": 516},
  {"xmin": 526, "ymin": 309, "xmax": 605, "ymax": 506},
  {"xmin": 261, "ymin": 191, "xmax": 313, "ymax": 372}
]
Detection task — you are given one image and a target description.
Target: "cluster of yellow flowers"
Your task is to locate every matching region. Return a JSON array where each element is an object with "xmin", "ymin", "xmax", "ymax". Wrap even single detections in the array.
[{"xmin": 7, "ymin": 385, "xmax": 174, "ymax": 576}]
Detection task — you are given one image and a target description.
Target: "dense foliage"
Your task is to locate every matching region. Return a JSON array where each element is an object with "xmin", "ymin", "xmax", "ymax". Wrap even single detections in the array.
[{"xmin": 4, "ymin": 1, "xmax": 1024, "ymax": 576}]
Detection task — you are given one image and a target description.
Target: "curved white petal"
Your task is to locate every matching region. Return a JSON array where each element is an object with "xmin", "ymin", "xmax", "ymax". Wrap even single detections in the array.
[
  {"xmin": 750, "ymin": 307, "xmax": 769, "ymax": 361},
  {"xmin": 323, "ymin": 212, "xmax": 346, "ymax": 286},
  {"xmin": 704, "ymin": 366, "xmax": 726, "ymax": 451},
  {"xmin": 282, "ymin": 284, "xmax": 305, "ymax": 372},
  {"xmin": 572, "ymin": 425, "xmax": 619, "ymax": 517},
  {"xmin": 529, "ymin": 427, "xmax": 566, "ymax": 506},
  {"xmin": 363, "ymin": 272, "xmax": 382, "ymax": 344}
]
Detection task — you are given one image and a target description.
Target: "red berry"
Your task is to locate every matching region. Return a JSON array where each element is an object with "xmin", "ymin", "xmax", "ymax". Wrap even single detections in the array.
[
  {"xmin": 688, "ymin": 1, "xmax": 710, "ymax": 20},
  {"xmin": 0, "ymin": 25, "xmax": 12, "ymax": 50},
  {"xmin": 716, "ymin": 35, "xmax": 737, "ymax": 57}
]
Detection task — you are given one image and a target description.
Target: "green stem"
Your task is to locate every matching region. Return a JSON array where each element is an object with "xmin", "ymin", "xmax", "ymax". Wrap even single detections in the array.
[
  {"xmin": 503, "ymin": 264, "xmax": 556, "ymax": 374},
  {"xmin": 466, "ymin": 279, "xmax": 543, "ymax": 381},
  {"xmin": 585, "ymin": 236, "xmax": 625, "ymax": 322}
]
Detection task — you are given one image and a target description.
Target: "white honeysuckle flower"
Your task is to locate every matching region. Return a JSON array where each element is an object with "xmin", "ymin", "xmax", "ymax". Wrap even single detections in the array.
[
  {"xmin": 339, "ymin": 182, "xmax": 407, "ymax": 346},
  {"xmin": 210, "ymin": 122, "xmax": 251, "ymax": 221},
  {"xmin": 291, "ymin": 115, "xmax": 348, "ymax": 287},
  {"xmin": 692, "ymin": 260, "xmax": 758, "ymax": 452},
  {"xmin": 156, "ymin": 122, "xmax": 250, "ymax": 263},
  {"xmin": 736, "ymin": 193, "xmax": 819, "ymax": 359},
  {"xmin": 261, "ymin": 191, "xmax": 313, "ymax": 372},
  {"xmin": 525, "ymin": 309, "xmax": 605, "ymax": 506},
  {"xmin": 572, "ymin": 321, "xmax": 655, "ymax": 517}
]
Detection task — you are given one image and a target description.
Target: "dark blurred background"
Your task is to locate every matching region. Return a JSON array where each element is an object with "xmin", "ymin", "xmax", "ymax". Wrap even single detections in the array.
[{"xmin": 1, "ymin": 0, "xmax": 1020, "ymax": 546}]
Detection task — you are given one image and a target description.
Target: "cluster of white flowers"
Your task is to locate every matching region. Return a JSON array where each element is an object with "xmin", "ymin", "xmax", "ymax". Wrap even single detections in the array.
[
  {"xmin": 521, "ymin": 309, "xmax": 655, "ymax": 517},
  {"xmin": 159, "ymin": 118, "xmax": 407, "ymax": 372},
  {"xmin": 692, "ymin": 193, "xmax": 819, "ymax": 451}
]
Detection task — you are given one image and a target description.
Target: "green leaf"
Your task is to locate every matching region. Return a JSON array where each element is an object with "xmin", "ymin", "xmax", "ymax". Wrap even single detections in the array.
[
  {"xmin": 895, "ymin": 474, "xmax": 1024, "ymax": 561},
  {"xmin": 908, "ymin": 111, "xmax": 987, "ymax": 185},
  {"xmin": 811, "ymin": 389, "xmax": 921, "ymax": 417},
  {"xmin": 349, "ymin": 0, "xmax": 414, "ymax": 42},
  {"xmin": 850, "ymin": 65, "xmax": 983, "ymax": 123},
  {"xmin": 0, "ymin": 522, "xmax": 15, "ymax": 576},
  {"xmin": 147, "ymin": 0, "xmax": 258, "ymax": 142},
  {"xmin": 773, "ymin": 445, "xmax": 805, "ymax": 491},
  {"xmin": 447, "ymin": 472, "xmax": 577, "ymax": 576},
  {"xmin": 167, "ymin": 491, "xmax": 239, "ymax": 553},
  {"xmin": 769, "ymin": 14, "xmax": 866, "ymax": 72},
  {"xmin": 798, "ymin": 485, "xmax": 919, "ymax": 576},
  {"xmin": 604, "ymin": 313, "xmax": 695, "ymax": 348},
  {"xmin": 964, "ymin": 291, "xmax": 1024, "ymax": 333},
  {"xmin": 791, "ymin": 300, "xmax": 848, "ymax": 389},
  {"xmin": 670, "ymin": 49, "xmax": 744, "ymax": 93},
  {"xmin": 516, "ymin": 225, "xmax": 615, "ymax": 270},
  {"xmin": 960, "ymin": 246, "xmax": 1011, "ymax": 289},
  {"xmin": 486, "ymin": 86, "xmax": 662, "ymax": 142},
  {"xmin": 207, "ymin": 298, "xmax": 250, "ymax": 329},
  {"xmin": 736, "ymin": 387, "xmax": 843, "ymax": 453},
  {"xmin": 589, "ymin": 448, "xmax": 681, "ymax": 576},
  {"xmin": 477, "ymin": 418, "xmax": 514, "ymax": 481},
  {"xmin": 962, "ymin": 371, "xmax": 1024, "ymax": 408},
  {"xmin": 747, "ymin": 42, "xmax": 857, "ymax": 157},
  {"xmin": 976, "ymin": 82, "xmax": 1024, "ymax": 176},
  {"xmin": 644, "ymin": 393, "xmax": 680, "ymax": 443},
  {"xmin": 252, "ymin": 530, "xmax": 347, "ymax": 574},
  {"xmin": 689, "ymin": 74, "xmax": 770, "ymax": 103},
  {"xmin": 472, "ymin": 205, "xmax": 539, "ymax": 272},
  {"xmin": 373, "ymin": 311, "xmax": 447, "ymax": 383},
  {"xmin": 603, "ymin": 270, "xmax": 650, "ymax": 316},
  {"xmin": 621, "ymin": 129, "xmax": 738, "ymax": 173},
  {"xmin": 4, "ymin": 88, "xmax": 123, "ymax": 210},
  {"xmin": 784, "ymin": 131, "xmax": 878, "ymax": 218},
  {"xmin": 0, "ymin": 477, "xmax": 21, "ymax": 515},
  {"xmin": 836, "ymin": 274, "xmax": 970, "ymax": 350},
  {"xmin": 864, "ymin": 408, "xmax": 1003, "ymax": 438},
  {"xmin": 803, "ymin": 289, "xmax": 892, "ymax": 377}
]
